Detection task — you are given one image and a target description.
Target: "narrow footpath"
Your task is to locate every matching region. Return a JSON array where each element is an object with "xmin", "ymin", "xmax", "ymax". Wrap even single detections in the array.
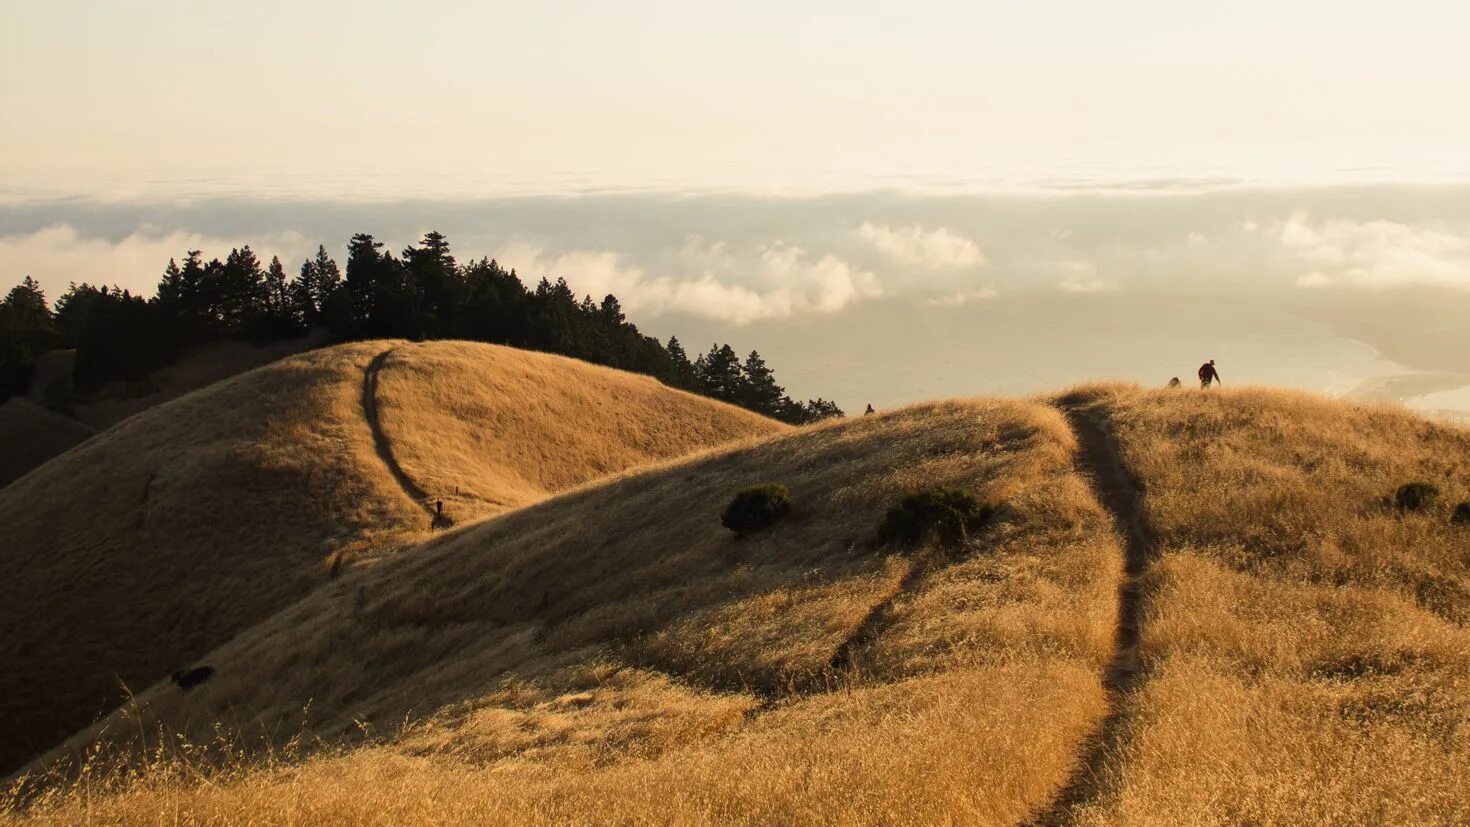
[
  {"xmin": 1032, "ymin": 398, "xmax": 1157, "ymax": 825},
  {"xmin": 362, "ymin": 348, "xmax": 435, "ymax": 519}
]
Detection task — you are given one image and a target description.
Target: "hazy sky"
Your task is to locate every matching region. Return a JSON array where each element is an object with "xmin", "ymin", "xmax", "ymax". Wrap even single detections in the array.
[
  {"xmin": 5, "ymin": 1, "xmax": 1470, "ymax": 197},
  {"xmin": 3, "ymin": 3, "xmax": 1469, "ymax": 417}
]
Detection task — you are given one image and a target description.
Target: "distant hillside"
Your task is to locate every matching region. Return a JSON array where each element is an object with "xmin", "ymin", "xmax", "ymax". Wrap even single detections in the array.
[
  {"xmin": 17, "ymin": 398, "xmax": 1123, "ymax": 824},
  {"xmin": 0, "ymin": 399, "xmax": 94, "ymax": 488},
  {"xmin": 8, "ymin": 387, "xmax": 1469, "ymax": 825},
  {"xmin": 0, "ymin": 340, "xmax": 781, "ymax": 776}
]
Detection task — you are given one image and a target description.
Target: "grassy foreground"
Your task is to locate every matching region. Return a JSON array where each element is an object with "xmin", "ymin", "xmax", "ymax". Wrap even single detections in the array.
[
  {"xmin": 8, "ymin": 399, "xmax": 1121, "ymax": 824},
  {"xmin": 5, "ymin": 370, "xmax": 1468, "ymax": 825}
]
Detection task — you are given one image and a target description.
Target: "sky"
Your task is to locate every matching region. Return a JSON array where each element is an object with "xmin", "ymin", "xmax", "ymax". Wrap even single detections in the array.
[{"xmin": 3, "ymin": 1, "xmax": 1469, "ymax": 416}]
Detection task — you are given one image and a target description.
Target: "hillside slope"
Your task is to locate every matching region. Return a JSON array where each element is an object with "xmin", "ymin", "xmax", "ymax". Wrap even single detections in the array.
[
  {"xmin": 1054, "ymin": 387, "xmax": 1470, "ymax": 825},
  {"xmin": 0, "ymin": 340, "xmax": 781, "ymax": 775},
  {"xmin": 12, "ymin": 387, "xmax": 1467, "ymax": 825},
  {"xmin": 18, "ymin": 400, "xmax": 1124, "ymax": 824},
  {"xmin": 0, "ymin": 399, "xmax": 95, "ymax": 489}
]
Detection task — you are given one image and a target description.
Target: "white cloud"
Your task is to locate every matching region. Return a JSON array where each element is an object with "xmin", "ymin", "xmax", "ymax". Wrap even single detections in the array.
[
  {"xmin": 495, "ymin": 237, "xmax": 879, "ymax": 325},
  {"xmin": 0, "ymin": 223, "xmax": 313, "ymax": 301},
  {"xmin": 923, "ymin": 288, "xmax": 1000, "ymax": 307},
  {"xmin": 858, "ymin": 222, "xmax": 987, "ymax": 270},
  {"xmin": 1268, "ymin": 211, "xmax": 1470, "ymax": 289},
  {"xmin": 1058, "ymin": 277, "xmax": 1117, "ymax": 293}
]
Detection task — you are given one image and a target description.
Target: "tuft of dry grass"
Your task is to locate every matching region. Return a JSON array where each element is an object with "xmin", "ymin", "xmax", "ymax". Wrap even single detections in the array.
[
  {"xmin": 7, "ymin": 398, "xmax": 1123, "ymax": 825},
  {"xmin": 0, "ymin": 340, "xmax": 779, "ymax": 776},
  {"xmin": 1061, "ymin": 385, "xmax": 1470, "ymax": 825}
]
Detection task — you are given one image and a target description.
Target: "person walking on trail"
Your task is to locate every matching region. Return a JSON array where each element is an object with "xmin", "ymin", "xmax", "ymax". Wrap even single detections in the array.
[{"xmin": 1198, "ymin": 359, "xmax": 1221, "ymax": 389}]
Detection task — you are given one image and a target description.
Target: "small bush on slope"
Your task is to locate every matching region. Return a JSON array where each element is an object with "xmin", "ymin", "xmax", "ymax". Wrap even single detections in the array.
[
  {"xmin": 1394, "ymin": 481, "xmax": 1440, "ymax": 511},
  {"xmin": 720, "ymin": 484, "xmax": 791, "ymax": 536},
  {"xmin": 1452, "ymin": 502, "xmax": 1470, "ymax": 525},
  {"xmin": 877, "ymin": 488, "xmax": 995, "ymax": 550}
]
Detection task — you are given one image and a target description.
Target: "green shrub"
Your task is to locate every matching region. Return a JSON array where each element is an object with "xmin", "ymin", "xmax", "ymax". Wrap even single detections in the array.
[
  {"xmin": 878, "ymin": 488, "xmax": 995, "ymax": 550},
  {"xmin": 721, "ymin": 484, "xmax": 791, "ymax": 536},
  {"xmin": 1395, "ymin": 482, "xmax": 1440, "ymax": 512},
  {"xmin": 1453, "ymin": 502, "xmax": 1470, "ymax": 525}
]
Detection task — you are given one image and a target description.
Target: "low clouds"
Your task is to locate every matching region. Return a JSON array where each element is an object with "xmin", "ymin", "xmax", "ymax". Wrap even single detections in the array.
[
  {"xmin": 923, "ymin": 288, "xmax": 999, "ymax": 307},
  {"xmin": 0, "ymin": 223, "xmax": 312, "ymax": 300},
  {"xmin": 1269, "ymin": 212, "xmax": 1470, "ymax": 289},
  {"xmin": 496, "ymin": 237, "xmax": 879, "ymax": 325},
  {"xmin": 858, "ymin": 222, "xmax": 987, "ymax": 270},
  {"xmin": 5, "ymin": 188, "xmax": 1470, "ymax": 334}
]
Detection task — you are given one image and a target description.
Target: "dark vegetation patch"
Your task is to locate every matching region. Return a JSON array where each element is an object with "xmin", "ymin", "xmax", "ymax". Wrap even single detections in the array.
[
  {"xmin": 1451, "ymin": 502, "xmax": 1470, "ymax": 525},
  {"xmin": 877, "ymin": 488, "xmax": 996, "ymax": 551},
  {"xmin": 721, "ymin": 484, "xmax": 792, "ymax": 537},
  {"xmin": 170, "ymin": 666, "xmax": 215, "ymax": 691},
  {"xmin": 1394, "ymin": 482, "xmax": 1440, "ymax": 512}
]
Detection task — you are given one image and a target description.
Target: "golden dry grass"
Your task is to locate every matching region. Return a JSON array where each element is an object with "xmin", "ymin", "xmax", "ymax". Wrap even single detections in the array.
[
  {"xmin": 371, "ymin": 340, "xmax": 781, "ymax": 522},
  {"xmin": 0, "ymin": 340, "xmax": 778, "ymax": 777},
  {"xmin": 17, "ymin": 374, "xmax": 1461, "ymax": 824},
  {"xmin": 7, "ymin": 398, "xmax": 1123, "ymax": 825},
  {"xmin": 1058, "ymin": 386, "xmax": 1470, "ymax": 825}
]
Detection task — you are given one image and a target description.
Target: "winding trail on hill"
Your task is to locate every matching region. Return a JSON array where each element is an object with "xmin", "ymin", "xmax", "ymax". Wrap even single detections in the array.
[
  {"xmin": 1032, "ymin": 397, "xmax": 1157, "ymax": 825},
  {"xmin": 363, "ymin": 349, "xmax": 435, "ymax": 518}
]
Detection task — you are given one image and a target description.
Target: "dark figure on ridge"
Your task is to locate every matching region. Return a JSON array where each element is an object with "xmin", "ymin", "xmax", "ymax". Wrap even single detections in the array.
[
  {"xmin": 864, "ymin": 403, "xmax": 875, "ymax": 415},
  {"xmin": 1198, "ymin": 359, "xmax": 1221, "ymax": 389}
]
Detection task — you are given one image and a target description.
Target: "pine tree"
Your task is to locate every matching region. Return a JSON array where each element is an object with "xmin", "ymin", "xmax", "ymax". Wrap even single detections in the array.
[
  {"xmin": 293, "ymin": 256, "xmax": 320, "ymax": 323},
  {"xmin": 0, "ymin": 277, "xmax": 58, "ymax": 400},
  {"xmin": 739, "ymin": 350, "xmax": 785, "ymax": 416},
  {"xmin": 665, "ymin": 336, "xmax": 697, "ymax": 389},
  {"xmin": 698, "ymin": 343, "xmax": 745, "ymax": 403},
  {"xmin": 402, "ymin": 231, "xmax": 461, "ymax": 337},
  {"xmin": 220, "ymin": 246, "xmax": 265, "ymax": 333},
  {"xmin": 265, "ymin": 256, "xmax": 290, "ymax": 316},
  {"xmin": 312, "ymin": 245, "xmax": 341, "ymax": 310}
]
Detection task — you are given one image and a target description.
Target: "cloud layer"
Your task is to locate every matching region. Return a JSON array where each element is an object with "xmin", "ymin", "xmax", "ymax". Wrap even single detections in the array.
[
  {"xmin": 4, "ymin": 187, "xmax": 1470, "ymax": 329},
  {"xmin": 857, "ymin": 223, "xmax": 987, "ymax": 270}
]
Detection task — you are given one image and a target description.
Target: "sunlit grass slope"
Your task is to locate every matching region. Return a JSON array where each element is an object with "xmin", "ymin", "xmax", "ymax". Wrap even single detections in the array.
[
  {"xmin": 1061, "ymin": 387, "xmax": 1470, "ymax": 825},
  {"xmin": 12, "ymin": 400, "xmax": 1123, "ymax": 825},
  {"xmin": 0, "ymin": 340, "xmax": 780, "ymax": 777},
  {"xmin": 371, "ymin": 340, "xmax": 783, "ymax": 522}
]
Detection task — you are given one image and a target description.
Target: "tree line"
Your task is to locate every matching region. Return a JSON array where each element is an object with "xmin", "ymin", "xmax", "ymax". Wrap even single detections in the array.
[{"xmin": 0, "ymin": 231, "xmax": 842, "ymax": 424}]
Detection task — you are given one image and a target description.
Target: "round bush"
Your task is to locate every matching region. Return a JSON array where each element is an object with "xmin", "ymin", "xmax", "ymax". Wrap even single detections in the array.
[
  {"xmin": 1395, "ymin": 482, "xmax": 1440, "ymax": 512},
  {"xmin": 721, "ymin": 484, "xmax": 791, "ymax": 536},
  {"xmin": 1452, "ymin": 502, "xmax": 1470, "ymax": 526},
  {"xmin": 878, "ymin": 488, "xmax": 995, "ymax": 550}
]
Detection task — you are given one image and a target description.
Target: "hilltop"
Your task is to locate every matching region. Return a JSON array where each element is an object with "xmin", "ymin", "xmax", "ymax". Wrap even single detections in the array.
[
  {"xmin": 0, "ymin": 340, "xmax": 781, "ymax": 776},
  {"xmin": 4, "ymin": 383, "xmax": 1469, "ymax": 825}
]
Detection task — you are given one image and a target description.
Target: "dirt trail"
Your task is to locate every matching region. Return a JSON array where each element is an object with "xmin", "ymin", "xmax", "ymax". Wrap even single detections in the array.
[
  {"xmin": 1032, "ymin": 397, "xmax": 1156, "ymax": 825},
  {"xmin": 363, "ymin": 349, "xmax": 435, "ymax": 518},
  {"xmin": 827, "ymin": 553, "xmax": 932, "ymax": 677}
]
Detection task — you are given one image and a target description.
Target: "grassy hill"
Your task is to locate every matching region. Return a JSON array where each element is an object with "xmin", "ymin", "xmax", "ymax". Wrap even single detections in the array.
[
  {"xmin": 4, "ymin": 383, "xmax": 1469, "ymax": 825},
  {"xmin": 0, "ymin": 340, "xmax": 781, "ymax": 777},
  {"xmin": 0, "ymin": 399, "xmax": 95, "ymax": 488},
  {"xmin": 14, "ymin": 398, "xmax": 1123, "ymax": 824}
]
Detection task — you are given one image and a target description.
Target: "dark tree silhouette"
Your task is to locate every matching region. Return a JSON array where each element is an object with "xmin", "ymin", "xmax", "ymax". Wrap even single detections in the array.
[
  {"xmin": 1, "ymin": 230, "xmax": 840, "ymax": 424},
  {"xmin": 0, "ymin": 277, "xmax": 58, "ymax": 401}
]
